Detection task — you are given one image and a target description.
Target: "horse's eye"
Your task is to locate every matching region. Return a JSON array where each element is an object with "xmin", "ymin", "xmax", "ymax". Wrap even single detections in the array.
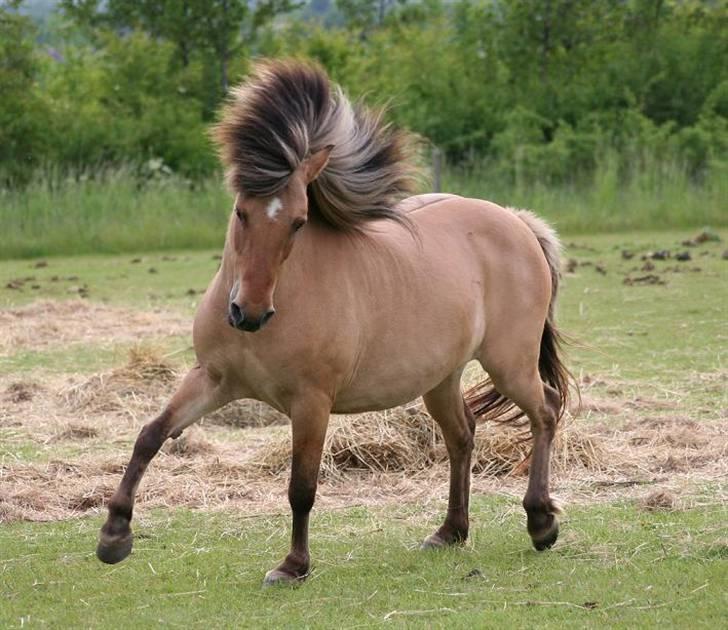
[
  {"xmin": 235, "ymin": 208, "xmax": 248, "ymax": 225},
  {"xmin": 292, "ymin": 219, "xmax": 306, "ymax": 233}
]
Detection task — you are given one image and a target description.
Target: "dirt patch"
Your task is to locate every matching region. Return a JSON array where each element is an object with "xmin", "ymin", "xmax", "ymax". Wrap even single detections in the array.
[
  {"xmin": 4, "ymin": 381, "xmax": 44, "ymax": 404},
  {"xmin": 0, "ymin": 300, "xmax": 190, "ymax": 356},
  {"xmin": 640, "ymin": 490, "xmax": 675, "ymax": 511},
  {"xmin": 623, "ymin": 274, "xmax": 666, "ymax": 286},
  {"xmin": 50, "ymin": 425, "xmax": 99, "ymax": 442}
]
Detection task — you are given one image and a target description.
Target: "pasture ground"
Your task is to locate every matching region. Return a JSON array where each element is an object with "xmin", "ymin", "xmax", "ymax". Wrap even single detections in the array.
[{"xmin": 1, "ymin": 230, "xmax": 726, "ymax": 627}]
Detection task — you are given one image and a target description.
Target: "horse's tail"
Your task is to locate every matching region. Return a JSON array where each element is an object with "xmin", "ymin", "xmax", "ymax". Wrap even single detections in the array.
[{"xmin": 465, "ymin": 209, "xmax": 572, "ymax": 428}]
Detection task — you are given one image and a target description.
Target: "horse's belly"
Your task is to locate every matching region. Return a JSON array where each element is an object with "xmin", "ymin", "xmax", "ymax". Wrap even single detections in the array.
[
  {"xmin": 332, "ymin": 376, "xmax": 440, "ymax": 413},
  {"xmin": 331, "ymin": 323, "xmax": 480, "ymax": 413}
]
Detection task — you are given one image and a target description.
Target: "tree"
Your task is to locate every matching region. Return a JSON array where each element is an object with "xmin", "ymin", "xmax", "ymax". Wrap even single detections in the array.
[
  {"xmin": 336, "ymin": 0, "xmax": 410, "ymax": 33},
  {"xmin": 61, "ymin": 0, "xmax": 298, "ymax": 96},
  {"xmin": 0, "ymin": 0, "xmax": 50, "ymax": 186}
]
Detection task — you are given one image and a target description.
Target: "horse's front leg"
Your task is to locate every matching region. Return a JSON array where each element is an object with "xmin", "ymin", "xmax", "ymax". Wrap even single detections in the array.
[
  {"xmin": 264, "ymin": 394, "xmax": 331, "ymax": 586},
  {"xmin": 96, "ymin": 366, "xmax": 226, "ymax": 564}
]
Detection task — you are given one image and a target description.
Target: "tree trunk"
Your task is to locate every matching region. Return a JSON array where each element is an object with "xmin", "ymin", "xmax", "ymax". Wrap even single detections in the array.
[
  {"xmin": 541, "ymin": 0, "xmax": 552, "ymax": 88},
  {"xmin": 221, "ymin": 52, "xmax": 228, "ymax": 95}
]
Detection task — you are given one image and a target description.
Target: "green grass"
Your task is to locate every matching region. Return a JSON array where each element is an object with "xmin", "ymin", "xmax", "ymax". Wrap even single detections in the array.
[
  {"xmin": 1, "ymin": 160, "xmax": 726, "ymax": 259},
  {"xmin": 0, "ymin": 249, "xmax": 217, "ymax": 374},
  {"xmin": 1, "ymin": 500, "xmax": 726, "ymax": 628},
  {"xmin": 557, "ymin": 232, "xmax": 727, "ymax": 380},
  {"xmin": 0, "ymin": 249, "xmax": 220, "ymax": 311},
  {"xmin": 444, "ymin": 157, "xmax": 728, "ymax": 235},
  {"xmin": 0, "ymin": 175, "xmax": 230, "ymax": 260},
  {"xmin": 1, "ymin": 231, "xmax": 726, "ymax": 627}
]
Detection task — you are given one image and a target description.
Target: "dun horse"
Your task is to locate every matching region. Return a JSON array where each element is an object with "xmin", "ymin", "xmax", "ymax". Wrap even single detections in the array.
[{"xmin": 97, "ymin": 60, "xmax": 571, "ymax": 585}]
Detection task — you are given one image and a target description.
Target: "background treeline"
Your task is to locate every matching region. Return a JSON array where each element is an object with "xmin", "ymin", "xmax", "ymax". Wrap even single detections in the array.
[{"xmin": 1, "ymin": 0, "xmax": 726, "ymax": 256}]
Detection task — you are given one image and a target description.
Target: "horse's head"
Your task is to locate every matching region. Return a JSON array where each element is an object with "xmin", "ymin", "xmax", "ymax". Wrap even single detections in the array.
[{"xmin": 226, "ymin": 146, "xmax": 332, "ymax": 332}]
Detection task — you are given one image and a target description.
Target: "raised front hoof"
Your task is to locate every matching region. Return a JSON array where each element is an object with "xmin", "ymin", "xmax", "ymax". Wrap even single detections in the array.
[
  {"xmin": 263, "ymin": 567, "xmax": 308, "ymax": 587},
  {"xmin": 529, "ymin": 515, "xmax": 559, "ymax": 551},
  {"xmin": 96, "ymin": 532, "xmax": 133, "ymax": 564}
]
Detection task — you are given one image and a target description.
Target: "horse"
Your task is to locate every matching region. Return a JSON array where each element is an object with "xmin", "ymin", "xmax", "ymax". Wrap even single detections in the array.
[{"xmin": 96, "ymin": 60, "xmax": 571, "ymax": 586}]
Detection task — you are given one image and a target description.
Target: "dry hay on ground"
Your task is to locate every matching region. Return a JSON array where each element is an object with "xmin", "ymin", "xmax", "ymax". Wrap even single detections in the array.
[
  {"xmin": 58, "ymin": 347, "xmax": 284, "ymax": 428},
  {"xmin": 255, "ymin": 407, "xmax": 439, "ymax": 478},
  {"xmin": 207, "ymin": 399, "xmax": 288, "ymax": 428},
  {"xmin": 0, "ymin": 299, "xmax": 190, "ymax": 356},
  {"xmin": 1, "ymin": 348, "xmax": 727, "ymax": 523},
  {"xmin": 62, "ymin": 346, "xmax": 178, "ymax": 416},
  {"xmin": 257, "ymin": 408, "xmax": 607, "ymax": 481}
]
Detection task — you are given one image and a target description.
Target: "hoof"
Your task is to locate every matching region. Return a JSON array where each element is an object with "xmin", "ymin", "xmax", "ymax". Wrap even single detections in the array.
[
  {"xmin": 530, "ymin": 515, "xmax": 559, "ymax": 551},
  {"xmin": 420, "ymin": 533, "xmax": 447, "ymax": 550},
  {"xmin": 96, "ymin": 532, "xmax": 133, "ymax": 564},
  {"xmin": 263, "ymin": 567, "xmax": 308, "ymax": 587},
  {"xmin": 420, "ymin": 529, "xmax": 466, "ymax": 550}
]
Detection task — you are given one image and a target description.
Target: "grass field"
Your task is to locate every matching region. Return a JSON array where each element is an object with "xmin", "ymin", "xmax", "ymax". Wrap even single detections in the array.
[
  {"xmin": 1, "ymin": 161, "xmax": 726, "ymax": 259},
  {"xmin": 1, "ymin": 228, "xmax": 726, "ymax": 627},
  {"xmin": 2, "ymin": 502, "xmax": 726, "ymax": 627}
]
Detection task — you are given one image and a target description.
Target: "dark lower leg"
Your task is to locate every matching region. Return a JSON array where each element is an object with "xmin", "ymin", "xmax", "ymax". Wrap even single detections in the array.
[
  {"xmin": 422, "ymin": 391, "xmax": 474, "ymax": 548},
  {"xmin": 523, "ymin": 385, "xmax": 560, "ymax": 550},
  {"xmin": 97, "ymin": 413, "xmax": 169, "ymax": 563},
  {"xmin": 97, "ymin": 367, "xmax": 223, "ymax": 564},
  {"xmin": 264, "ymin": 399, "xmax": 329, "ymax": 584},
  {"xmin": 432, "ymin": 450, "xmax": 472, "ymax": 544},
  {"xmin": 269, "ymin": 473, "xmax": 317, "ymax": 580}
]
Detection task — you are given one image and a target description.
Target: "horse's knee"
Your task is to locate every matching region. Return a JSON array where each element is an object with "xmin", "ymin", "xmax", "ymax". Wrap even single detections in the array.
[
  {"xmin": 288, "ymin": 478, "xmax": 317, "ymax": 515},
  {"xmin": 134, "ymin": 417, "xmax": 168, "ymax": 459}
]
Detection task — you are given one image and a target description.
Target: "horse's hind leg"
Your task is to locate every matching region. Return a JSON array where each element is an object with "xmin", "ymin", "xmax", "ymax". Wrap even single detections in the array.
[
  {"xmin": 485, "ymin": 359, "xmax": 561, "ymax": 551},
  {"xmin": 96, "ymin": 365, "xmax": 226, "ymax": 564},
  {"xmin": 523, "ymin": 382, "xmax": 561, "ymax": 550},
  {"xmin": 420, "ymin": 370, "xmax": 475, "ymax": 548}
]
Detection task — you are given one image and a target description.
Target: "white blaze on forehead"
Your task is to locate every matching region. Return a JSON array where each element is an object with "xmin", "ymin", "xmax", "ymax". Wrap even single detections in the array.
[{"xmin": 266, "ymin": 197, "xmax": 283, "ymax": 221}]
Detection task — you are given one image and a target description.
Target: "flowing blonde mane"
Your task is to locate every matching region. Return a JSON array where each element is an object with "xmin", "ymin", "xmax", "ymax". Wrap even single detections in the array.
[{"xmin": 212, "ymin": 59, "xmax": 419, "ymax": 231}]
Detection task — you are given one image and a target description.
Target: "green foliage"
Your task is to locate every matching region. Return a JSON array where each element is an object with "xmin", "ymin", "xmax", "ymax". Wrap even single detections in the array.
[
  {"xmin": 0, "ymin": 0, "xmax": 726, "ymax": 210},
  {"xmin": 0, "ymin": 2, "xmax": 51, "ymax": 186}
]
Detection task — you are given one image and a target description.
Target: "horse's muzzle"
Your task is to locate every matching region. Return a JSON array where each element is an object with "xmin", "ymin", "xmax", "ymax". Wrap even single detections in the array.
[{"xmin": 228, "ymin": 302, "xmax": 275, "ymax": 332}]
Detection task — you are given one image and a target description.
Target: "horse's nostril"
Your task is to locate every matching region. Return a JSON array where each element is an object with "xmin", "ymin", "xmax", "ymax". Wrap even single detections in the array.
[
  {"xmin": 261, "ymin": 309, "xmax": 276, "ymax": 327},
  {"xmin": 229, "ymin": 302, "xmax": 244, "ymax": 327}
]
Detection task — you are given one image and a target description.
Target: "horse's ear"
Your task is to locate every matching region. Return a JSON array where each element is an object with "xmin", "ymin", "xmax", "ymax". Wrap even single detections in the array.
[{"xmin": 303, "ymin": 145, "xmax": 334, "ymax": 183}]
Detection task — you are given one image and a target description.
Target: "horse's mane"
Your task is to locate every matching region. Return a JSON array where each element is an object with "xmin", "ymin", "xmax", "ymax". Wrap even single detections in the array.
[{"xmin": 212, "ymin": 59, "xmax": 420, "ymax": 231}]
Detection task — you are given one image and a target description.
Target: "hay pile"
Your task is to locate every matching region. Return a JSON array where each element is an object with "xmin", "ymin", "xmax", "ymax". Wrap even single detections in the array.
[
  {"xmin": 60, "ymin": 347, "xmax": 286, "ymax": 427},
  {"xmin": 62, "ymin": 346, "xmax": 178, "ymax": 416},
  {"xmin": 256, "ymin": 408, "xmax": 439, "ymax": 479},
  {"xmin": 256, "ymin": 406, "xmax": 608, "ymax": 480},
  {"xmin": 207, "ymin": 399, "xmax": 288, "ymax": 428}
]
